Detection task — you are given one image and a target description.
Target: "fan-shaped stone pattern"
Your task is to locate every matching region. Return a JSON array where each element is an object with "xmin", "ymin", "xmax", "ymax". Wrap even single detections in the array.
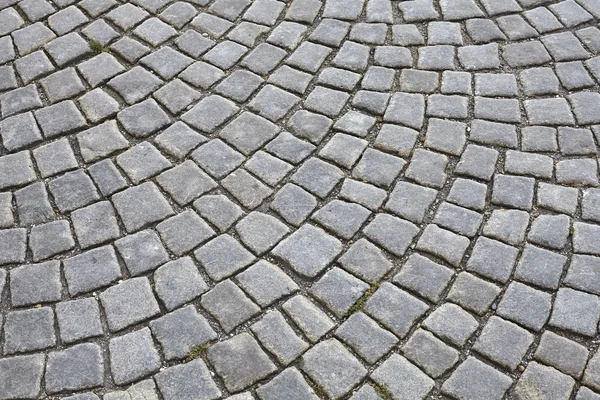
[{"xmin": 1, "ymin": 0, "xmax": 600, "ymax": 398}]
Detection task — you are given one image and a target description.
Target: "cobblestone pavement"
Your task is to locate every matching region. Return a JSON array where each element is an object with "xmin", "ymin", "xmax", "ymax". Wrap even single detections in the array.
[{"xmin": 2, "ymin": 0, "xmax": 600, "ymax": 399}]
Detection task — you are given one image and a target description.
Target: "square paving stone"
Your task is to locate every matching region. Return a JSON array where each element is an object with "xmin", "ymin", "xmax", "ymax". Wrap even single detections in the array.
[
  {"xmin": 140, "ymin": 47, "xmax": 193, "ymax": 80},
  {"xmin": 565, "ymin": 254, "xmax": 600, "ymax": 295},
  {"xmin": 32, "ymin": 138, "xmax": 77, "ymax": 178},
  {"xmin": 250, "ymin": 311, "xmax": 309, "ymax": 365},
  {"xmin": 111, "ymin": 182, "xmax": 175, "ymax": 233},
  {"xmin": 45, "ymin": 343, "xmax": 104, "ymax": 394},
  {"xmin": 301, "ymin": 339, "xmax": 367, "ymax": 400},
  {"xmin": 1, "ymin": 85, "xmax": 43, "ymax": 118},
  {"xmin": 473, "ymin": 316, "xmax": 534, "ymax": 370},
  {"xmin": 291, "ymin": 157, "xmax": 344, "ymax": 198},
  {"xmin": 0, "ymin": 111, "xmax": 43, "ymax": 151},
  {"xmin": 283, "ymin": 295, "xmax": 335, "ymax": 343},
  {"xmin": 195, "ymin": 234, "xmax": 255, "ymax": 281},
  {"xmin": 334, "ymin": 111, "xmax": 377, "ymax": 137},
  {"xmin": 154, "ymin": 79, "xmax": 201, "ymax": 115},
  {"xmin": 550, "ymin": 288, "xmax": 600, "ymax": 337},
  {"xmin": 219, "ymin": 111, "xmax": 280, "ymax": 156},
  {"xmin": 338, "ymin": 179, "xmax": 387, "ymax": 212},
  {"xmin": 339, "ymin": 238, "xmax": 393, "ymax": 284},
  {"xmin": 352, "ymin": 148, "xmax": 406, "ymax": 188},
  {"xmin": 194, "ymin": 194, "xmax": 244, "ymax": 232},
  {"xmin": 149, "ymin": 305, "xmax": 217, "ymax": 361},
  {"xmin": 492, "ymin": 174, "xmax": 535, "ymax": 210},
  {"xmin": 513, "ymin": 362, "xmax": 575, "ymax": 400},
  {"xmin": 10, "ymin": 260, "xmax": 61, "ymax": 306},
  {"xmin": 12, "ymin": 182, "xmax": 51, "ymax": 226},
  {"xmin": 304, "ymin": 86, "xmax": 350, "ymax": 118},
  {"xmin": 215, "ymin": 70, "xmax": 263, "ymax": 102},
  {"xmin": 528, "ymin": 214, "xmax": 571, "ymax": 250},
  {"xmin": 365, "ymin": 213, "xmax": 420, "ymax": 257},
  {"xmin": 335, "ymin": 312, "xmax": 398, "ymax": 364},
  {"xmin": 63, "ymin": 246, "xmax": 122, "ymax": 295},
  {"xmin": 447, "ymin": 272, "xmax": 501, "ymax": 315},
  {"xmin": 385, "ymin": 181, "xmax": 438, "ymax": 224},
  {"xmin": 371, "ymin": 354, "xmax": 434, "ymax": 400},
  {"xmin": 319, "ymin": 133, "xmax": 368, "ymax": 169},
  {"xmin": 154, "ymin": 257, "xmax": 208, "ymax": 310},
  {"xmin": 422, "ymin": 303, "xmax": 479, "ymax": 346},
  {"xmin": 416, "ymin": 224, "xmax": 470, "ymax": 267},
  {"xmin": 48, "ymin": 169, "xmax": 99, "ymax": 213},
  {"xmin": 245, "ymin": 151, "xmax": 293, "ymax": 187},
  {"xmin": 191, "ymin": 13, "xmax": 234, "ymax": 38},
  {"xmin": 207, "ymin": 333, "xmax": 277, "ymax": 392},
  {"xmin": 287, "ymin": 110, "xmax": 333, "ymax": 145},
  {"xmin": 442, "ymin": 357, "xmax": 513, "ymax": 400},
  {"xmin": 56, "ymin": 298, "xmax": 104, "ymax": 344},
  {"xmin": 312, "ymin": 200, "xmax": 371, "ymax": 240},
  {"xmin": 466, "ymin": 237, "xmax": 519, "ymax": 283},
  {"xmin": 256, "ymin": 367, "xmax": 319, "ymax": 400},
  {"xmin": 134, "ymin": 17, "xmax": 177, "ymax": 46},
  {"xmin": 157, "ymin": 210, "xmax": 215, "ymax": 256},
  {"xmin": 270, "ymin": 183, "xmax": 318, "ymax": 226},
  {"xmin": 114, "ymin": 229, "xmax": 169, "ymax": 276},
  {"xmin": 191, "ymin": 139, "xmax": 245, "ymax": 179},
  {"xmin": 0, "ymin": 228, "xmax": 27, "ymax": 265},
  {"xmin": 4, "ymin": 307, "xmax": 56, "ymax": 354},
  {"xmin": 497, "ymin": 281, "xmax": 552, "ymax": 331},
  {"xmin": 405, "ymin": 148, "xmax": 449, "ymax": 189},
  {"xmin": 100, "ymin": 277, "xmax": 160, "ymax": 332},
  {"xmin": 34, "ymin": 100, "xmax": 87, "ymax": 138},
  {"xmin": 155, "ymin": 122, "xmax": 207, "ymax": 159},
  {"xmin": 402, "ymin": 329, "xmax": 459, "ymax": 378},
  {"xmin": 72, "ymin": 201, "xmax": 120, "ymax": 249},
  {"xmin": 364, "ymin": 282, "xmax": 429, "ymax": 338},
  {"xmin": 110, "ymin": 38, "xmax": 152, "ymax": 63},
  {"xmin": 248, "ymin": 84, "xmax": 300, "ymax": 122},
  {"xmin": 107, "ymin": 66, "xmax": 163, "ymax": 105},
  {"xmin": 109, "ymin": 328, "xmax": 161, "ymax": 386},
  {"xmin": 311, "ymin": 267, "xmax": 369, "ymax": 317},
  {"xmin": 29, "ymin": 219, "xmax": 75, "ymax": 261},
  {"xmin": 77, "ymin": 121, "xmax": 129, "ymax": 163},
  {"xmin": 265, "ymin": 131, "xmax": 316, "ymax": 164},
  {"xmin": 155, "ymin": 359, "xmax": 221, "ymax": 400},
  {"xmin": 236, "ymin": 260, "xmax": 298, "ymax": 307},
  {"xmin": 156, "ymin": 160, "xmax": 216, "ymax": 206},
  {"xmin": 515, "ymin": 244, "xmax": 567, "ymax": 290},
  {"xmin": 271, "ymin": 224, "xmax": 343, "ymax": 278},
  {"xmin": 117, "ymin": 99, "xmax": 170, "ymax": 138},
  {"xmin": 394, "ymin": 253, "xmax": 454, "ymax": 302},
  {"xmin": 201, "ymin": 279, "xmax": 260, "ymax": 332},
  {"xmin": 535, "ymin": 331, "xmax": 589, "ymax": 378},
  {"xmin": 235, "ymin": 211, "xmax": 289, "ymax": 255},
  {"xmin": 182, "ymin": 95, "xmax": 239, "ymax": 133},
  {"xmin": 0, "ymin": 354, "xmax": 45, "ymax": 399},
  {"xmin": 484, "ymin": 209, "xmax": 529, "ymax": 245},
  {"xmin": 203, "ymin": 40, "xmax": 248, "ymax": 69}
]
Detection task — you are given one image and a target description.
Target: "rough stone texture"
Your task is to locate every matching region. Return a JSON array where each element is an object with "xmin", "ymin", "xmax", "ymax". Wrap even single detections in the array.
[{"xmin": 3, "ymin": 2, "xmax": 600, "ymax": 398}]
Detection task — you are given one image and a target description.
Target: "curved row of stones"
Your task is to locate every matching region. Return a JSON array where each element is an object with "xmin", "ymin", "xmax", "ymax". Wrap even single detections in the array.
[{"xmin": 1, "ymin": 0, "xmax": 600, "ymax": 398}]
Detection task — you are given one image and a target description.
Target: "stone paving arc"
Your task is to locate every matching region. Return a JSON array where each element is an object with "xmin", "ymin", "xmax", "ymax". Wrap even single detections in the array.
[{"xmin": 2, "ymin": 0, "xmax": 600, "ymax": 399}]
